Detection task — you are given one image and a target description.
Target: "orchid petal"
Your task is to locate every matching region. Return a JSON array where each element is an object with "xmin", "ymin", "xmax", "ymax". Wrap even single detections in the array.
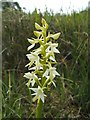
[{"xmin": 27, "ymin": 44, "xmax": 35, "ymax": 51}]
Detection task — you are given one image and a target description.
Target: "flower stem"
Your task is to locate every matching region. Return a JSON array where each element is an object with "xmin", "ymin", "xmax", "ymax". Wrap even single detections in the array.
[{"xmin": 36, "ymin": 99, "xmax": 43, "ymax": 118}]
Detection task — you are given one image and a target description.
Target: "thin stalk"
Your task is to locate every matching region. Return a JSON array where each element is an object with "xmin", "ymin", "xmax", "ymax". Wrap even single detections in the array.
[
  {"xmin": 8, "ymin": 70, "xmax": 11, "ymax": 101},
  {"xmin": 36, "ymin": 99, "xmax": 43, "ymax": 118},
  {"xmin": 8, "ymin": 70, "xmax": 11, "ymax": 100}
]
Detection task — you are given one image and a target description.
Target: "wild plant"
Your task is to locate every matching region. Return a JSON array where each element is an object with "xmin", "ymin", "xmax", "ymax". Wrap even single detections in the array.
[{"xmin": 24, "ymin": 18, "xmax": 60, "ymax": 118}]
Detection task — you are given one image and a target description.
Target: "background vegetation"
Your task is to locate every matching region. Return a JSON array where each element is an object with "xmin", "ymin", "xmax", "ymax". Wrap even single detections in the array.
[{"xmin": 2, "ymin": 2, "xmax": 89, "ymax": 119}]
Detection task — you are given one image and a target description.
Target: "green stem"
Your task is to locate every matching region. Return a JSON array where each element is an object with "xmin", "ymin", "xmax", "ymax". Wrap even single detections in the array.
[{"xmin": 36, "ymin": 99, "xmax": 43, "ymax": 118}]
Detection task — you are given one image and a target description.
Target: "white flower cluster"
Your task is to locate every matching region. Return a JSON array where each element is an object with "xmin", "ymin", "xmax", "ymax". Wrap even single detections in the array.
[{"xmin": 24, "ymin": 18, "xmax": 60, "ymax": 103}]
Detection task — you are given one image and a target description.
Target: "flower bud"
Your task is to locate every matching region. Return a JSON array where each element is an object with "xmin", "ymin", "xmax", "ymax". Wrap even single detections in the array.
[
  {"xmin": 35, "ymin": 23, "xmax": 41, "ymax": 30},
  {"xmin": 51, "ymin": 32, "xmax": 60, "ymax": 40},
  {"xmin": 41, "ymin": 18, "xmax": 46, "ymax": 25},
  {"xmin": 34, "ymin": 31, "xmax": 41, "ymax": 37}
]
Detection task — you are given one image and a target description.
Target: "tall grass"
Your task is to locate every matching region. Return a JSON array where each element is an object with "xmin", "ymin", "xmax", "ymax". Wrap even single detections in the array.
[{"xmin": 2, "ymin": 69, "xmax": 34, "ymax": 118}]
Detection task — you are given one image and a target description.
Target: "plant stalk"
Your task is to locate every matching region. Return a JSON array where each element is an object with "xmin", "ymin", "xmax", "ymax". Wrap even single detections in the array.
[{"xmin": 36, "ymin": 99, "xmax": 43, "ymax": 118}]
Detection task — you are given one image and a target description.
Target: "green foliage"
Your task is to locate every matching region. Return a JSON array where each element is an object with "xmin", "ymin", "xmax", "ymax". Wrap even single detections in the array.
[
  {"xmin": 2, "ymin": 4, "xmax": 89, "ymax": 118},
  {"xmin": 2, "ymin": 69, "xmax": 33, "ymax": 118}
]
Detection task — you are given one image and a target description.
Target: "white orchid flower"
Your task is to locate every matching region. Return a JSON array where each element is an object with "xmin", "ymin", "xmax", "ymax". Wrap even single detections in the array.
[
  {"xmin": 30, "ymin": 86, "xmax": 46, "ymax": 103},
  {"xmin": 26, "ymin": 53, "xmax": 39, "ymax": 61},
  {"xmin": 26, "ymin": 51, "xmax": 43, "ymax": 70},
  {"xmin": 27, "ymin": 38, "xmax": 43, "ymax": 51},
  {"xmin": 26, "ymin": 53, "xmax": 40, "ymax": 67},
  {"xmin": 43, "ymin": 66, "xmax": 60, "ymax": 80},
  {"xmin": 49, "ymin": 67, "xmax": 60, "ymax": 80},
  {"xmin": 46, "ymin": 43, "xmax": 60, "ymax": 53},
  {"xmin": 43, "ymin": 66, "xmax": 60, "ymax": 87},
  {"xmin": 24, "ymin": 72, "xmax": 38, "ymax": 87}
]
